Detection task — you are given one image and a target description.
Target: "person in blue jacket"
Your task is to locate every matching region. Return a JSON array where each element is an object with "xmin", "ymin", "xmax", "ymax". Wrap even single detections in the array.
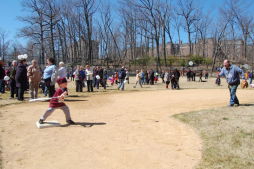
[{"xmin": 219, "ymin": 60, "xmax": 246, "ymax": 107}]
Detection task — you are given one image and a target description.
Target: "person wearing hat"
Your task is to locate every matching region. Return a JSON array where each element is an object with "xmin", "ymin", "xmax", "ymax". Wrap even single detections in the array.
[
  {"xmin": 15, "ymin": 54, "xmax": 28, "ymax": 101},
  {"xmin": 0, "ymin": 59, "xmax": 5, "ymax": 94},
  {"xmin": 38, "ymin": 77, "xmax": 75, "ymax": 125},
  {"xmin": 27, "ymin": 60, "xmax": 42, "ymax": 99},
  {"xmin": 118, "ymin": 66, "xmax": 126, "ymax": 91}
]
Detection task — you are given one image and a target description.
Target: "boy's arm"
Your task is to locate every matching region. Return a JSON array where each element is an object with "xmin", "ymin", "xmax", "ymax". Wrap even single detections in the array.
[{"xmin": 58, "ymin": 91, "xmax": 68, "ymax": 101}]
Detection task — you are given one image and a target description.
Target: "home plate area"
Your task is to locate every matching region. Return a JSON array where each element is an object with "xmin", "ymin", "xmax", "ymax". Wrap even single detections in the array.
[{"xmin": 36, "ymin": 121, "xmax": 61, "ymax": 129}]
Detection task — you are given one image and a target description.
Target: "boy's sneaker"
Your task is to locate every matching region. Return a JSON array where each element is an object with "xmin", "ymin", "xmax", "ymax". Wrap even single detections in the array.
[
  {"xmin": 67, "ymin": 120, "xmax": 75, "ymax": 125},
  {"xmin": 38, "ymin": 119, "xmax": 44, "ymax": 124}
]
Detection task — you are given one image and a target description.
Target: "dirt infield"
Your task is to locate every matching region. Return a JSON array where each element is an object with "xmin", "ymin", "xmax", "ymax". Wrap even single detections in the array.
[{"xmin": 1, "ymin": 89, "xmax": 254, "ymax": 169}]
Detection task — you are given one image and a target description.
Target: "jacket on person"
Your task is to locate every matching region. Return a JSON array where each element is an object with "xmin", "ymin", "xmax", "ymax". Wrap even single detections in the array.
[
  {"xmin": 219, "ymin": 65, "xmax": 245, "ymax": 85},
  {"xmin": 27, "ymin": 65, "xmax": 41, "ymax": 83},
  {"xmin": 85, "ymin": 68, "xmax": 93, "ymax": 80},
  {"xmin": 43, "ymin": 65, "xmax": 56, "ymax": 80},
  {"xmin": 9, "ymin": 67, "xmax": 16, "ymax": 80},
  {"xmin": 15, "ymin": 63, "xmax": 28, "ymax": 88},
  {"xmin": 118, "ymin": 69, "xmax": 126, "ymax": 80},
  {"xmin": 58, "ymin": 67, "xmax": 67, "ymax": 79}
]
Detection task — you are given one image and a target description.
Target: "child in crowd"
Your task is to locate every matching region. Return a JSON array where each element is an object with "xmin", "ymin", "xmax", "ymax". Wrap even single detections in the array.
[
  {"xmin": 133, "ymin": 70, "xmax": 142, "ymax": 88},
  {"xmin": 109, "ymin": 75, "xmax": 115, "ymax": 86},
  {"xmin": 38, "ymin": 78, "xmax": 75, "ymax": 125}
]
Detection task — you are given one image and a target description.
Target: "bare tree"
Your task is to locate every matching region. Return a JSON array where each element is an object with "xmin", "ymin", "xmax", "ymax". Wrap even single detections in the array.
[
  {"xmin": 225, "ymin": 0, "xmax": 253, "ymax": 59},
  {"xmin": 129, "ymin": 0, "xmax": 164, "ymax": 71},
  {"xmin": 0, "ymin": 29, "xmax": 10, "ymax": 62},
  {"xmin": 177, "ymin": 0, "xmax": 200, "ymax": 56}
]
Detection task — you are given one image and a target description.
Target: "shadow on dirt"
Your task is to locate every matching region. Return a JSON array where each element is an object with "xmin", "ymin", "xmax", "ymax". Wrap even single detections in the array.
[{"xmin": 61, "ymin": 122, "xmax": 107, "ymax": 128}]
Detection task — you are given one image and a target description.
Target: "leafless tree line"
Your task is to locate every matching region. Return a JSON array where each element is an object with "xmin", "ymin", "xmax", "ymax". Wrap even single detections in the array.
[{"xmin": 0, "ymin": 0, "xmax": 253, "ymax": 71}]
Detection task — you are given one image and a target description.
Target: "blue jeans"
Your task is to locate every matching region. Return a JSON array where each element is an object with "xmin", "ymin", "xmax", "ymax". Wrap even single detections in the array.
[
  {"xmin": 249, "ymin": 78, "xmax": 253, "ymax": 84},
  {"xmin": 118, "ymin": 79, "xmax": 125, "ymax": 90},
  {"xmin": 0, "ymin": 79, "xmax": 5, "ymax": 93},
  {"xmin": 228, "ymin": 85, "xmax": 239, "ymax": 105}
]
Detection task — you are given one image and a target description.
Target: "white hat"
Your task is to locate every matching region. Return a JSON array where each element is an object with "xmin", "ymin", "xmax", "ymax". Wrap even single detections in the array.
[
  {"xmin": 4, "ymin": 76, "xmax": 10, "ymax": 81},
  {"xmin": 18, "ymin": 54, "xmax": 28, "ymax": 60}
]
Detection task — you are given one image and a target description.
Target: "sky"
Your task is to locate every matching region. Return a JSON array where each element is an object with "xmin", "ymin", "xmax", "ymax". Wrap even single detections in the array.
[{"xmin": 0, "ymin": 0, "xmax": 253, "ymax": 46}]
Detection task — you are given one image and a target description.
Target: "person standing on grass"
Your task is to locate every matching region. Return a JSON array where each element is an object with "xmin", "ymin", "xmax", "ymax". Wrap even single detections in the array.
[
  {"xmin": 103, "ymin": 69, "xmax": 108, "ymax": 87},
  {"xmin": 85, "ymin": 65, "xmax": 93, "ymax": 92},
  {"xmin": 198, "ymin": 70, "xmax": 203, "ymax": 82},
  {"xmin": 118, "ymin": 66, "xmax": 126, "ymax": 91},
  {"xmin": 74, "ymin": 65, "xmax": 83, "ymax": 92},
  {"xmin": 174, "ymin": 68, "xmax": 180, "ymax": 89},
  {"xmin": 9, "ymin": 60, "xmax": 18, "ymax": 98},
  {"xmin": 0, "ymin": 59, "xmax": 5, "ymax": 94},
  {"xmin": 27, "ymin": 60, "xmax": 41, "ymax": 99},
  {"xmin": 161, "ymin": 70, "xmax": 165, "ymax": 83},
  {"xmin": 43, "ymin": 58, "xmax": 57, "ymax": 97},
  {"xmin": 133, "ymin": 70, "xmax": 142, "ymax": 88},
  {"xmin": 218, "ymin": 60, "xmax": 246, "ymax": 107},
  {"xmin": 164, "ymin": 70, "xmax": 171, "ymax": 89},
  {"xmin": 140, "ymin": 69, "xmax": 145, "ymax": 85},
  {"xmin": 145, "ymin": 70, "xmax": 149, "ymax": 85},
  {"xmin": 15, "ymin": 55, "xmax": 28, "ymax": 101},
  {"xmin": 150, "ymin": 69, "xmax": 155, "ymax": 85},
  {"xmin": 125, "ymin": 69, "xmax": 130, "ymax": 84}
]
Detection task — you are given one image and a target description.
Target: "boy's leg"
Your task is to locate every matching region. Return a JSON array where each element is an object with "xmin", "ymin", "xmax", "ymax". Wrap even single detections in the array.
[
  {"xmin": 40, "ymin": 107, "xmax": 55, "ymax": 121},
  {"xmin": 59, "ymin": 106, "xmax": 71, "ymax": 122}
]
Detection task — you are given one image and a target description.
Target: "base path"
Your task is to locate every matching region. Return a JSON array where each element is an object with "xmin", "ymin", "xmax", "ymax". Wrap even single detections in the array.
[{"xmin": 1, "ymin": 89, "xmax": 254, "ymax": 169}]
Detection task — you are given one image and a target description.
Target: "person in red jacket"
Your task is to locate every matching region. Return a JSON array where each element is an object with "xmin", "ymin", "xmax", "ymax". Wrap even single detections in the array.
[{"xmin": 38, "ymin": 78, "xmax": 75, "ymax": 125}]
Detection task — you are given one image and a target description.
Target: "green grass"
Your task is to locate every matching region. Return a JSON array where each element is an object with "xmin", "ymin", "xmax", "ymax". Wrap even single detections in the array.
[{"xmin": 174, "ymin": 105, "xmax": 254, "ymax": 169}]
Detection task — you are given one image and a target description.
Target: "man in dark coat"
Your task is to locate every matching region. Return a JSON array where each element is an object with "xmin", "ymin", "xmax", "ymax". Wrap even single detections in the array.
[
  {"xmin": 150, "ymin": 69, "xmax": 155, "ymax": 85},
  {"xmin": 15, "ymin": 55, "xmax": 28, "ymax": 101},
  {"xmin": 118, "ymin": 66, "xmax": 126, "ymax": 91},
  {"xmin": 174, "ymin": 69, "xmax": 180, "ymax": 89}
]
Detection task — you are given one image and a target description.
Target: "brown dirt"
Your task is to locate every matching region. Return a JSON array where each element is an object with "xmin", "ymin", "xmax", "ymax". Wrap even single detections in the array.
[{"xmin": 1, "ymin": 89, "xmax": 254, "ymax": 169}]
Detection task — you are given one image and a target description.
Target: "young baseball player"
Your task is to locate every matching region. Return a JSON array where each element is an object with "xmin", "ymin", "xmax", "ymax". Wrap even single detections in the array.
[{"xmin": 38, "ymin": 78, "xmax": 75, "ymax": 124}]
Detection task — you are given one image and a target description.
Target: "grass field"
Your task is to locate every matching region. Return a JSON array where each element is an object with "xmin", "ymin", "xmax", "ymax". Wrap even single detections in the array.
[{"xmin": 174, "ymin": 105, "xmax": 254, "ymax": 169}]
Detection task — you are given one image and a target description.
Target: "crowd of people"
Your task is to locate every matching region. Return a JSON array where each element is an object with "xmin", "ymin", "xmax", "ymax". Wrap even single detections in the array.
[{"xmin": 1, "ymin": 55, "xmax": 254, "ymax": 103}]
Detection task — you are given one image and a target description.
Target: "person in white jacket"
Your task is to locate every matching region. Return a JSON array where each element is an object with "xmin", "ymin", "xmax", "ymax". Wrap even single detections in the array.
[
  {"xmin": 85, "ymin": 65, "xmax": 93, "ymax": 92},
  {"xmin": 58, "ymin": 62, "xmax": 67, "ymax": 79}
]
